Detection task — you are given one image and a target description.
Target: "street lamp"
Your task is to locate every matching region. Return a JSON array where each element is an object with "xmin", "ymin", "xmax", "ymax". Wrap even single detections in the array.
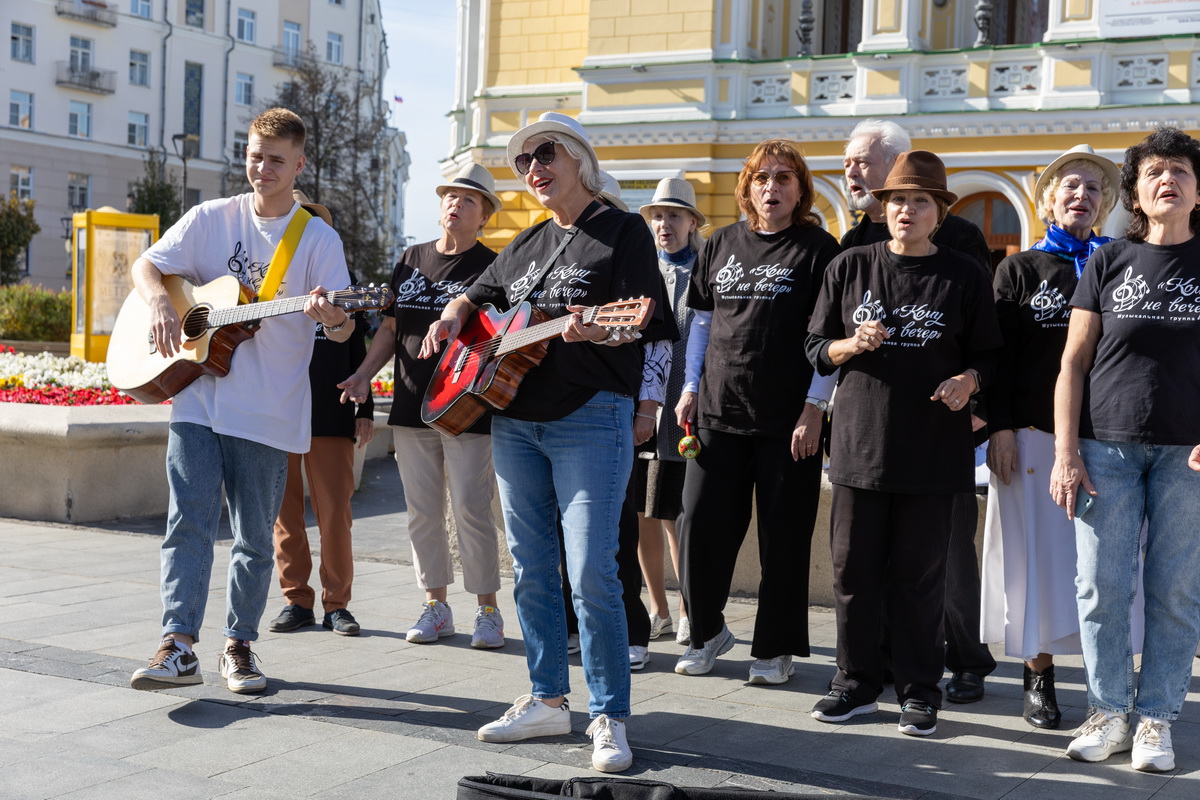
[{"xmin": 171, "ymin": 133, "xmax": 199, "ymax": 212}]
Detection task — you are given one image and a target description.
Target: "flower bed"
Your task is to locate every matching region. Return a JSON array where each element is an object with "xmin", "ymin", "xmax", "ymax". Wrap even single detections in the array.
[
  {"xmin": 372, "ymin": 365, "xmax": 394, "ymax": 397},
  {"xmin": 0, "ymin": 347, "xmax": 141, "ymax": 405}
]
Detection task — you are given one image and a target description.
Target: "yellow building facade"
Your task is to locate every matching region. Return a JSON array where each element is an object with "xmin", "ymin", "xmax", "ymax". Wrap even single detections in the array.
[{"xmin": 447, "ymin": 0, "xmax": 1200, "ymax": 263}]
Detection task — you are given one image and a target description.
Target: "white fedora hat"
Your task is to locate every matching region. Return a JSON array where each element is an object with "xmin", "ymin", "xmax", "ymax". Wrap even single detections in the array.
[
  {"xmin": 505, "ymin": 112, "xmax": 598, "ymax": 176},
  {"xmin": 597, "ymin": 171, "xmax": 629, "ymax": 212},
  {"xmin": 638, "ymin": 177, "xmax": 706, "ymax": 227},
  {"xmin": 1034, "ymin": 144, "xmax": 1120, "ymax": 217},
  {"xmin": 435, "ymin": 163, "xmax": 503, "ymax": 217}
]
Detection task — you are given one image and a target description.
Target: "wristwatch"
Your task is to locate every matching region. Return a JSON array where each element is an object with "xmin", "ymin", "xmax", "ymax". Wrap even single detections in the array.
[{"xmin": 805, "ymin": 396, "xmax": 829, "ymax": 413}]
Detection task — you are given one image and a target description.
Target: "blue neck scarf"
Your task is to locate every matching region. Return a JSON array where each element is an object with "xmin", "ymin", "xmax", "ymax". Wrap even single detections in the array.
[
  {"xmin": 1030, "ymin": 224, "xmax": 1113, "ymax": 278},
  {"xmin": 661, "ymin": 244, "xmax": 695, "ymax": 265}
]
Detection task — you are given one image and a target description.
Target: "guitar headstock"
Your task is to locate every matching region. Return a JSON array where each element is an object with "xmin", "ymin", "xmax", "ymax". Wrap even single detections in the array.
[
  {"xmin": 332, "ymin": 284, "xmax": 394, "ymax": 312},
  {"xmin": 592, "ymin": 297, "xmax": 655, "ymax": 331}
]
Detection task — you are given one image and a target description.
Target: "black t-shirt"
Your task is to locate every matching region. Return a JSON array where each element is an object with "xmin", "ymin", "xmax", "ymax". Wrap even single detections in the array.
[
  {"xmin": 310, "ymin": 310, "xmax": 373, "ymax": 438},
  {"xmin": 990, "ymin": 248, "xmax": 1077, "ymax": 433},
  {"xmin": 385, "ymin": 240, "xmax": 497, "ymax": 432},
  {"xmin": 465, "ymin": 205, "xmax": 667, "ymax": 422},
  {"xmin": 808, "ymin": 241, "xmax": 1002, "ymax": 493},
  {"xmin": 1071, "ymin": 236, "xmax": 1200, "ymax": 445},
  {"xmin": 688, "ymin": 221, "xmax": 840, "ymax": 439},
  {"xmin": 841, "ymin": 213, "xmax": 992, "ymax": 275}
]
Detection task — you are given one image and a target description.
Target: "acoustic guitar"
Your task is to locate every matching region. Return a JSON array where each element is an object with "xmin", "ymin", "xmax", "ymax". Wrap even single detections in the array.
[
  {"xmin": 107, "ymin": 274, "xmax": 392, "ymax": 404},
  {"xmin": 421, "ymin": 297, "xmax": 653, "ymax": 436}
]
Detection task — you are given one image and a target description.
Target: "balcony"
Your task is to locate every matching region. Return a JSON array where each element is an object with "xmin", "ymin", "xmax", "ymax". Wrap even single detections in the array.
[
  {"xmin": 55, "ymin": 0, "xmax": 117, "ymax": 27},
  {"xmin": 272, "ymin": 47, "xmax": 312, "ymax": 69},
  {"xmin": 55, "ymin": 62, "xmax": 117, "ymax": 94}
]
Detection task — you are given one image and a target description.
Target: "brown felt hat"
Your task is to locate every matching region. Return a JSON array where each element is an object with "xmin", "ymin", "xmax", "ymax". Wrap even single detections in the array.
[
  {"xmin": 293, "ymin": 190, "xmax": 333, "ymax": 226},
  {"xmin": 871, "ymin": 150, "xmax": 958, "ymax": 205}
]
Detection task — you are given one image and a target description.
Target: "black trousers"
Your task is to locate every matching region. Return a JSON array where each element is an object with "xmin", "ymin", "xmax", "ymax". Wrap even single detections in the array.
[
  {"xmin": 561, "ymin": 470, "xmax": 651, "ymax": 647},
  {"xmin": 678, "ymin": 427, "xmax": 821, "ymax": 658},
  {"xmin": 830, "ymin": 484, "xmax": 954, "ymax": 708},
  {"xmin": 943, "ymin": 491, "xmax": 997, "ymax": 676}
]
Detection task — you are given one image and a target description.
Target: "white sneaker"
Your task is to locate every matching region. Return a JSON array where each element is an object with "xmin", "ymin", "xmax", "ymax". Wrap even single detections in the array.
[
  {"xmin": 406, "ymin": 600, "xmax": 455, "ymax": 643},
  {"xmin": 217, "ymin": 640, "xmax": 266, "ymax": 694},
  {"xmin": 477, "ymin": 695, "xmax": 572, "ymax": 743},
  {"xmin": 674, "ymin": 625, "xmax": 734, "ymax": 675},
  {"xmin": 649, "ymin": 614, "xmax": 673, "ymax": 639},
  {"xmin": 1066, "ymin": 710, "xmax": 1132, "ymax": 762},
  {"xmin": 471, "ymin": 605, "xmax": 505, "ymax": 649},
  {"xmin": 1132, "ymin": 718, "xmax": 1175, "ymax": 772},
  {"xmin": 130, "ymin": 636, "xmax": 202, "ymax": 691},
  {"xmin": 628, "ymin": 645, "xmax": 650, "ymax": 671},
  {"xmin": 586, "ymin": 714, "xmax": 633, "ymax": 772},
  {"xmin": 676, "ymin": 616, "xmax": 691, "ymax": 646},
  {"xmin": 566, "ymin": 633, "xmax": 581, "ymax": 655},
  {"xmin": 748, "ymin": 654, "xmax": 794, "ymax": 685}
]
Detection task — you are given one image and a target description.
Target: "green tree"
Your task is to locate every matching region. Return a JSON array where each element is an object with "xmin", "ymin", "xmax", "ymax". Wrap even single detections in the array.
[
  {"xmin": 0, "ymin": 193, "xmax": 41, "ymax": 286},
  {"xmin": 128, "ymin": 147, "xmax": 183, "ymax": 234}
]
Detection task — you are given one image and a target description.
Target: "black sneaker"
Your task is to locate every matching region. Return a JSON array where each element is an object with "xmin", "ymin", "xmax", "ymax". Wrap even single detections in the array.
[
  {"xmin": 898, "ymin": 701, "xmax": 938, "ymax": 736},
  {"xmin": 811, "ymin": 690, "xmax": 879, "ymax": 722},
  {"xmin": 323, "ymin": 608, "xmax": 360, "ymax": 636},
  {"xmin": 268, "ymin": 604, "xmax": 315, "ymax": 632}
]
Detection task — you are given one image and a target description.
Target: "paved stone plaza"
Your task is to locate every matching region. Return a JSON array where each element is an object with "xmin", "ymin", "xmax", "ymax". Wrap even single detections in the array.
[{"xmin": 1, "ymin": 457, "xmax": 1197, "ymax": 799}]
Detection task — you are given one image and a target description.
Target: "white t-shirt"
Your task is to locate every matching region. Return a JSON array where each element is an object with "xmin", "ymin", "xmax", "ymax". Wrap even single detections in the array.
[{"xmin": 142, "ymin": 193, "xmax": 350, "ymax": 453}]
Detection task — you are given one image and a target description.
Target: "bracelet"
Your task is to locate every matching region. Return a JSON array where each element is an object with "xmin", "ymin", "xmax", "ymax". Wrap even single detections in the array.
[
  {"xmin": 963, "ymin": 368, "xmax": 982, "ymax": 395},
  {"xmin": 635, "ymin": 412, "xmax": 656, "ymax": 420},
  {"xmin": 324, "ymin": 315, "xmax": 350, "ymax": 333}
]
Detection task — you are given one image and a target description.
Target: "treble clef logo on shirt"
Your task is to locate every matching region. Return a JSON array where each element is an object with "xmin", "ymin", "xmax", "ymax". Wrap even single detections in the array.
[
  {"xmin": 852, "ymin": 290, "xmax": 886, "ymax": 324},
  {"xmin": 713, "ymin": 254, "xmax": 744, "ymax": 294},
  {"xmin": 509, "ymin": 262, "xmax": 541, "ymax": 298},
  {"xmin": 395, "ymin": 273, "xmax": 427, "ymax": 302},
  {"xmin": 1029, "ymin": 280, "xmax": 1066, "ymax": 322},
  {"xmin": 1111, "ymin": 266, "xmax": 1149, "ymax": 313}
]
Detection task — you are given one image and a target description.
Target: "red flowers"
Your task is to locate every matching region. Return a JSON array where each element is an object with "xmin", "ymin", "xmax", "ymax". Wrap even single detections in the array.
[{"xmin": 0, "ymin": 385, "xmax": 142, "ymax": 406}]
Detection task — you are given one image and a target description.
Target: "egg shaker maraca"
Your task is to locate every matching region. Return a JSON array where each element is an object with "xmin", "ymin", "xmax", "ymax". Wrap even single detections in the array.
[{"xmin": 677, "ymin": 420, "xmax": 701, "ymax": 459}]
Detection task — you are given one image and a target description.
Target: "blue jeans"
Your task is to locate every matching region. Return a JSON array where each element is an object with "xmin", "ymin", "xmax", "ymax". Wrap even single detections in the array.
[
  {"xmin": 491, "ymin": 392, "xmax": 633, "ymax": 718},
  {"xmin": 161, "ymin": 423, "xmax": 288, "ymax": 642},
  {"xmin": 1075, "ymin": 437, "xmax": 1200, "ymax": 719}
]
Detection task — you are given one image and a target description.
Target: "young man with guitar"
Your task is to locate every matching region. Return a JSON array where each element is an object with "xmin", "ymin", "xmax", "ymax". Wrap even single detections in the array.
[{"xmin": 127, "ymin": 108, "xmax": 354, "ymax": 695}]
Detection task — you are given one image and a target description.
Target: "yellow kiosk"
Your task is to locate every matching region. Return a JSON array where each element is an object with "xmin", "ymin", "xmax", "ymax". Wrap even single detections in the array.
[{"xmin": 69, "ymin": 207, "xmax": 158, "ymax": 362}]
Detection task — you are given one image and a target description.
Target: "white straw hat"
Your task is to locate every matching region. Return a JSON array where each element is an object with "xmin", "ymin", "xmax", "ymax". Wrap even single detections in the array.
[
  {"xmin": 638, "ymin": 177, "xmax": 706, "ymax": 227},
  {"xmin": 506, "ymin": 112, "xmax": 599, "ymax": 176},
  {"xmin": 1034, "ymin": 144, "xmax": 1120, "ymax": 217},
  {"xmin": 597, "ymin": 171, "xmax": 629, "ymax": 212},
  {"xmin": 435, "ymin": 163, "xmax": 503, "ymax": 217}
]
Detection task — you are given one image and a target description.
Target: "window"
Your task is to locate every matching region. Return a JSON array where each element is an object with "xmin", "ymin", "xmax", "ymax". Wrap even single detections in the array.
[
  {"xmin": 68, "ymin": 173, "xmax": 90, "ymax": 210},
  {"xmin": 185, "ymin": 0, "xmax": 205, "ymax": 29},
  {"xmin": 183, "ymin": 61, "xmax": 203, "ymax": 141},
  {"xmin": 69, "ymin": 36, "xmax": 92, "ymax": 74},
  {"xmin": 11, "ymin": 23, "xmax": 33, "ymax": 63},
  {"xmin": 235, "ymin": 72, "xmax": 253, "ymax": 106},
  {"xmin": 131, "ymin": 0, "xmax": 151, "ymax": 19},
  {"xmin": 130, "ymin": 50, "xmax": 149, "ymax": 86},
  {"xmin": 283, "ymin": 21, "xmax": 301, "ymax": 59},
  {"xmin": 232, "ymin": 131, "xmax": 248, "ymax": 162},
  {"xmin": 10, "ymin": 167, "xmax": 33, "ymax": 200},
  {"xmin": 128, "ymin": 111, "xmax": 149, "ymax": 147},
  {"xmin": 330, "ymin": 0, "xmax": 344, "ymax": 5},
  {"xmin": 236, "ymin": 9, "xmax": 255, "ymax": 43},
  {"xmin": 326, "ymin": 32, "xmax": 343, "ymax": 64},
  {"xmin": 68, "ymin": 100, "xmax": 91, "ymax": 138},
  {"xmin": 9, "ymin": 90, "xmax": 32, "ymax": 128}
]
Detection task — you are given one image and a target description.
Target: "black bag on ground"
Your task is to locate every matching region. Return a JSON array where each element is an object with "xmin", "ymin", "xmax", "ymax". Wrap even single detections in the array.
[{"xmin": 457, "ymin": 773, "xmax": 872, "ymax": 799}]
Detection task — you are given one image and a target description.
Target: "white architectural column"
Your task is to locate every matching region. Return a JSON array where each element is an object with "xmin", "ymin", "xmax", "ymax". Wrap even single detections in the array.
[
  {"xmin": 858, "ymin": 0, "xmax": 927, "ymax": 51},
  {"xmin": 713, "ymin": 0, "xmax": 753, "ymax": 60},
  {"xmin": 1044, "ymin": 0, "xmax": 1100, "ymax": 42}
]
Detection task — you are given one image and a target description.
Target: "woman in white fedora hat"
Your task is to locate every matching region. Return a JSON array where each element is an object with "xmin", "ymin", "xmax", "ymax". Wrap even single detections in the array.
[
  {"xmin": 421, "ymin": 112, "xmax": 670, "ymax": 773},
  {"xmin": 341, "ymin": 163, "xmax": 507, "ymax": 649},
  {"xmin": 980, "ymin": 144, "xmax": 1124, "ymax": 731},
  {"xmin": 634, "ymin": 177, "xmax": 706, "ymax": 649}
]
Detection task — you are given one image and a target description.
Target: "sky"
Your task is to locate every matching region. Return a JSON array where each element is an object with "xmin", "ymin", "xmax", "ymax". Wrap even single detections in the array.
[{"xmin": 378, "ymin": 1, "xmax": 459, "ymax": 245}]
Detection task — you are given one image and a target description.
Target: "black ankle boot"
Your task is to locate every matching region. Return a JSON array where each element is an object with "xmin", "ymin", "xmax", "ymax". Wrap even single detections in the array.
[{"xmin": 1023, "ymin": 665, "xmax": 1061, "ymax": 729}]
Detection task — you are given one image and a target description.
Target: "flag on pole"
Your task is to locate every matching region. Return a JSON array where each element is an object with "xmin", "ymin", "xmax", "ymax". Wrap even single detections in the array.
[{"xmin": 393, "ymin": 95, "xmax": 404, "ymax": 103}]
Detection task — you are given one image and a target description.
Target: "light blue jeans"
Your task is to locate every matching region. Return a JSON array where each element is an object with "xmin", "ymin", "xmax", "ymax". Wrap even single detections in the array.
[
  {"xmin": 1075, "ymin": 437, "xmax": 1200, "ymax": 719},
  {"xmin": 490, "ymin": 391, "xmax": 633, "ymax": 718},
  {"xmin": 161, "ymin": 422, "xmax": 288, "ymax": 642}
]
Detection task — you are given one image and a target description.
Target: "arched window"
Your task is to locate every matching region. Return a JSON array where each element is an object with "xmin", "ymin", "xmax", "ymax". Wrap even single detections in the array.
[{"xmin": 951, "ymin": 192, "xmax": 1021, "ymax": 270}]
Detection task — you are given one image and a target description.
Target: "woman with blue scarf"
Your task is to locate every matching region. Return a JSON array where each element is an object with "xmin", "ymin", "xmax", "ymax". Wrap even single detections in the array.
[{"xmin": 980, "ymin": 145, "xmax": 1119, "ymax": 730}]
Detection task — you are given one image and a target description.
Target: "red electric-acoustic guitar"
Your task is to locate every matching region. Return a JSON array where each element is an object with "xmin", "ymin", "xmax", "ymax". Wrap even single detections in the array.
[
  {"xmin": 107, "ymin": 274, "xmax": 393, "ymax": 404},
  {"xmin": 421, "ymin": 297, "xmax": 654, "ymax": 436}
]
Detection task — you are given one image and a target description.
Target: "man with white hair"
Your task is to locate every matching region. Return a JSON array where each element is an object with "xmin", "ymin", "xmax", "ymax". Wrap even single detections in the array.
[{"xmin": 839, "ymin": 119, "xmax": 996, "ymax": 706}]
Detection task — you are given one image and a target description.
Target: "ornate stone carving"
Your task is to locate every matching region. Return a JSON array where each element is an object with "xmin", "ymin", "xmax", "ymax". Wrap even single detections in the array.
[
  {"xmin": 749, "ymin": 76, "xmax": 791, "ymax": 105},
  {"xmin": 921, "ymin": 66, "xmax": 968, "ymax": 98},
  {"xmin": 811, "ymin": 71, "xmax": 855, "ymax": 103},
  {"xmin": 1113, "ymin": 55, "xmax": 1167, "ymax": 90},
  {"xmin": 991, "ymin": 62, "xmax": 1040, "ymax": 95}
]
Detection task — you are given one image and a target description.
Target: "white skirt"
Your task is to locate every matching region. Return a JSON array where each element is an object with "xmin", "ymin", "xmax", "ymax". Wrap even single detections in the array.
[{"xmin": 980, "ymin": 427, "xmax": 1146, "ymax": 659}]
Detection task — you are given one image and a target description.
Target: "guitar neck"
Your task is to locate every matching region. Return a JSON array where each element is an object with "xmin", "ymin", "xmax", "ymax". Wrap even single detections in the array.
[
  {"xmin": 496, "ymin": 307, "xmax": 596, "ymax": 355},
  {"xmin": 206, "ymin": 291, "xmax": 342, "ymax": 329}
]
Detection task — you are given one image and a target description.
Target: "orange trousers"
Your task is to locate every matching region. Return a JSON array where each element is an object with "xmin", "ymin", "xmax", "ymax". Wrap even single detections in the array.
[{"xmin": 272, "ymin": 437, "xmax": 355, "ymax": 613}]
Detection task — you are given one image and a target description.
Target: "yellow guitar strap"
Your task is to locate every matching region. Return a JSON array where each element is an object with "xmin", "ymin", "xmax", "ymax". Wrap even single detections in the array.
[{"xmin": 257, "ymin": 207, "xmax": 312, "ymax": 301}]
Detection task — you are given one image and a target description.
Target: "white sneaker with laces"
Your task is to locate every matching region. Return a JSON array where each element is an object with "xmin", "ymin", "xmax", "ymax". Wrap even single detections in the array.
[
  {"xmin": 1132, "ymin": 718, "xmax": 1174, "ymax": 772},
  {"xmin": 674, "ymin": 625, "xmax": 734, "ymax": 675},
  {"xmin": 586, "ymin": 714, "xmax": 633, "ymax": 773},
  {"xmin": 130, "ymin": 636, "xmax": 202, "ymax": 691},
  {"xmin": 748, "ymin": 654, "xmax": 794, "ymax": 685},
  {"xmin": 628, "ymin": 645, "xmax": 650, "ymax": 671},
  {"xmin": 649, "ymin": 614, "xmax": 673, "ymax": 639},
  {"xmin": 676, "ymin": 616, "xmax": 691, "ymax": 646},
  {"xmin": 406, "ymin": 600, "xmax": 455, "ymax": 643},
  {"xmin": 1066, "ymin": 710, "xmax": 1132, "ymax": 762},
  {"xmin": 566, "ymin": 633, "xmax": 581, "ymax": 655},
  {"xmin": 471, "ymin": 605, "xmax": 505, "ymax": 649},
  {"xmin": 217, "ymin": 640, "xmax": 266, "ymax": 694},
  {"xmin": 477, "ymin": 695, "xmax": 572, "ymax": 743}
]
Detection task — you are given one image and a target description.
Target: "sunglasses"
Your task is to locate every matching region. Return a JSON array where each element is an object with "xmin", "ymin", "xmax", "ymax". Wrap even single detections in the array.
[
  {"xmin": 514, "ymin": 141, "xmax": 557, "ymax": 175},
  {"xmin": 751, "ymin": 170, "xmax": 798, "ymax": 187}
]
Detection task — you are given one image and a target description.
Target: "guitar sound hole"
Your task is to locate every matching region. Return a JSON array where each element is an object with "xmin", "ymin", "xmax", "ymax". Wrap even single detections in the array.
[{"xmin": 181, "ymin": 306, "xmax": 211, "ymax": 339}]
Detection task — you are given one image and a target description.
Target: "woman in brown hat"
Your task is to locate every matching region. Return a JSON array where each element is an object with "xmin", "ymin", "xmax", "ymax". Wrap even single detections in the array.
[{"xmin": 806, "ymin": 150, "xmax": 1002, "ymax": 736}]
